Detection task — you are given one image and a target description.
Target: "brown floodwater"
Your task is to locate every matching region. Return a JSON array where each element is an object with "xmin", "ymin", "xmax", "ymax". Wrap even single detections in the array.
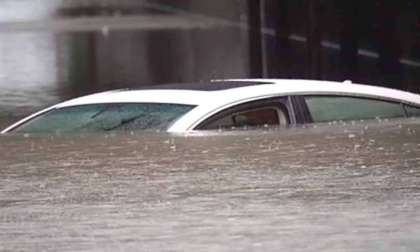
[{"xmin": 1, "ymin": 119, "xmax": 420, "ymax": 251}]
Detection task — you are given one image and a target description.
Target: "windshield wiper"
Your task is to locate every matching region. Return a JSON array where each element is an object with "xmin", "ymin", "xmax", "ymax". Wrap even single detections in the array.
[
  {"xmin": 103, "ymin": 114, "xmax": 146, "ymax": 131},
  {"xmin": 90, "ymin": 105, "xmax": 116, "ymax": 119}
]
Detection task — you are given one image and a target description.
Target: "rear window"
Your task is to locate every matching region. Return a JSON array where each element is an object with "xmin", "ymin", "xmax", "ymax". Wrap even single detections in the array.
[
  {"xmin": 304, "ymin": 96, "xmax": 405, "ymax": 122},
  {"xmin": 11, "ymin": 103, "xmax": 195, "ymax": 133},
  {"xmin": 405, "ymin": 105, "xmax": 420, "ymax": 117}
]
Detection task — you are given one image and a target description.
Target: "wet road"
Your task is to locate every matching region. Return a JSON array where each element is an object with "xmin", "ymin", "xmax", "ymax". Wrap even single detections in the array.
[{"xmin": 1, "ymin": 121, "xmax": 420, "ymax": 251}]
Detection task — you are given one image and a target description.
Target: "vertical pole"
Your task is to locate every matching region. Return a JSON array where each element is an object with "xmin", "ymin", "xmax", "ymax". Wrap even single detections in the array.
[
  {"xmin": 247, "ymin": 0, "xmax": 263, "ymax": 78},
  {"xmin": 305, "ymin": 0, "xmax": 322, "ymax": 79}
]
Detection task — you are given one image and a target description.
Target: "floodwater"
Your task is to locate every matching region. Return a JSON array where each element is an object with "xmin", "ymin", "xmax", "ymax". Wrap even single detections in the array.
[
  {"xmin": 1, "ymin": 119, "xmax": 420, "ymax": 251},
  {"xmin": 1, "ymin": 2, "xmax": 420, "ymax": 251}
]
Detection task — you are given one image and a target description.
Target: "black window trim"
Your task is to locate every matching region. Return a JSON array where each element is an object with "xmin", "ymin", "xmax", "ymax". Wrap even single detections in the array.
[{"xmin": 290, "ymin": 96, "xmax": 312, "ymax": 124}]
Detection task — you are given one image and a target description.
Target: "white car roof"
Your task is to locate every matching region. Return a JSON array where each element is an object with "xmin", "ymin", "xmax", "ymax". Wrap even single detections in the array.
[
  {"xmin": 170, "ymin": 79, "xmax": 420, "ymax": 132},
  {"xmin": 56, "ymin": 79, "xmax": 420, "ymax": 108},
  {"xmin": 3, "ymin": 79, "xmax": 420, "ymax": 133}
]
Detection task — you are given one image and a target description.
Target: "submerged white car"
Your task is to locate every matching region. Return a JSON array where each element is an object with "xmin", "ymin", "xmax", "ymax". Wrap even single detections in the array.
[{"xmin": 2, "ymin": 79, "xmax": 420, "ymax": 134}]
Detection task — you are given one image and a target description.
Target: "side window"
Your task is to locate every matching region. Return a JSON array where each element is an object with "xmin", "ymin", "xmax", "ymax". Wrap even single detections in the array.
[
  {"xmin": 195, "ymin": 99, "xmax": 290, "ymax": 130},
  {"xmin": 405, "ymin": 105, "xmax": 420, "ymax": 117},
  {"xmin": 304, "ymin": 96, "xmax": 405, "ymax": 123}
]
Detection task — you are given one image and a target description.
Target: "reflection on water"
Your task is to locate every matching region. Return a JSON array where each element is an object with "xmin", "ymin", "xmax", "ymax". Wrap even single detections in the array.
[
  {"xmin": 1, "ymin": 120, "xmax": 420, "ymax": 251},
  {"xmin": 0, "ymin": 32, "xmax": 60, "ymax": 118},
  {"xmin": 0, "ymin": 0, "xmax": 248, "ymax": 120}
]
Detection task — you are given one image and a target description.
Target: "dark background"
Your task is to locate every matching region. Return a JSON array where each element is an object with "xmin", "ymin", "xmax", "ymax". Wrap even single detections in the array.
[
  {"xmin": 251, "ymin": 0, "xmax": 420, "ymax": 92},
  {"xmin": 1, "ymin": 0, "xmax": 420, "ymax": 115}
]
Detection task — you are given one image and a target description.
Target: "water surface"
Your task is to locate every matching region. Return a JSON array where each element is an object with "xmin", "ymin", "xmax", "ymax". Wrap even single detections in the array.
[
  {"xmin": 1, "ymin": 1, "xmax": 419, "ymax": 251},
  {"xmin": 1, "ymin": 120, "xmax": 420, "ymax": 251}
]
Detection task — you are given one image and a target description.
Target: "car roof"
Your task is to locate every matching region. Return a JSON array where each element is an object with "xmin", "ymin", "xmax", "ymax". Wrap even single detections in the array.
[
  {"xmin": 56, "ymin": 79, "xmax": 420, "ymax": 109},
  {"xmin": 3, "ymin": 79, "xmax": 420, "ymax": 134}
]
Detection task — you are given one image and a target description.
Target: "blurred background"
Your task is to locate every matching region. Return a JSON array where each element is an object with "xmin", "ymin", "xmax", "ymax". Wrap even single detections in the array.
[{"xmin": 1, "ymin": 0, "xmax": 420, "ymax": 120}]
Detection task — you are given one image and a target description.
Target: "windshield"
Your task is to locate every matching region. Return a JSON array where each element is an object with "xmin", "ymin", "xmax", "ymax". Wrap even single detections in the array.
[{"xmin": 10, "ymin": 103, "xmax": 195, "ymax": 133}]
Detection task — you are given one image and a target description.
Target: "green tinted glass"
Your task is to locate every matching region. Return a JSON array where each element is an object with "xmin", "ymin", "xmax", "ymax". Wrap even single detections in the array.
[
  {"xmin": 305, "ymin": 96, "xmax": 405, "ymax": 122},
  {"xmin": 405, "ymin": 105, "xmax": 420, "ymax": 117},
  {"xmin": 12, "ymin": 103, "xmax": 194, "ymax": 133}
]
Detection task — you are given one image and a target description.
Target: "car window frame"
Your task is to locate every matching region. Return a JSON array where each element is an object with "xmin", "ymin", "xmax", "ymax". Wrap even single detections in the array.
[
  {"xmin": 296, "ymin": 94, "xmax": 409, "ymax": 123},
  {"xmin": 194, "ymin": 96, "xmax": 293, "ymax": 130}
]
